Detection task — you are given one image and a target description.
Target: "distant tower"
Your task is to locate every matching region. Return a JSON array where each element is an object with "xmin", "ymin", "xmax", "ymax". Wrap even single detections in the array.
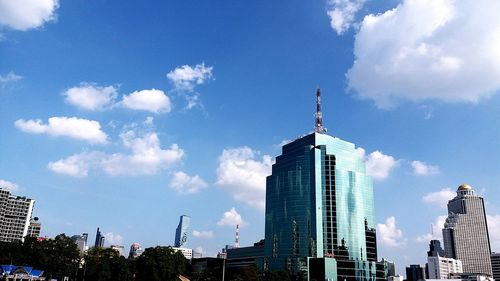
[
  {"xmin": 94, "ymin": 227, "xmax": 105, "ymax": 248},
  {"xmin": 234, "ymin": 224, "xmax": 240, "ymax": 248},
  {"xmin": 174, "ymin": 215, "xmax": 190, "ymax": 248},
  {"xmin": 442, "ymin": 184, "xmax": 492, "ymax": 276},
  {"xmin": 314, "ymin": 88, "xmax": 326, "ymax": 134}
]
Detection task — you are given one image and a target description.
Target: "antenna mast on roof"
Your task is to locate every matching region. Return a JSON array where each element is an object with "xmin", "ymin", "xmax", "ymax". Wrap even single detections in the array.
[{"xmin": 315, "ymin": 88, "xmax": 326, "ymax": 134}]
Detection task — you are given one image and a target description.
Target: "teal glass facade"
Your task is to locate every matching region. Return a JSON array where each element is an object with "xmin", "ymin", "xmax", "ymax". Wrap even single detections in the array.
[{"xmin": 264, "ymin": 132, "xmax": 386, "ymax": 280}]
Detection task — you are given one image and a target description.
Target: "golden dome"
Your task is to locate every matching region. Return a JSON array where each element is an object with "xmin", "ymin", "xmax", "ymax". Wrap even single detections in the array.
[{"xmin": 458, "ymin": 184, "xmax": 472, "ymax": 191}]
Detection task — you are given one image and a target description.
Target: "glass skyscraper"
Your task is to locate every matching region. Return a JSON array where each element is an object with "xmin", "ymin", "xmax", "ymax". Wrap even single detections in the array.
[
  {"xmin": 175, "ymin": 215, "xmax": 190, "ymax": 248},
  {"xmin": 264, "ymin": 89, "xmax": 386, "ymax": 280},
  {"xmin": 442, "ymin": 184, "xmax": 492, "ymax": 276}
]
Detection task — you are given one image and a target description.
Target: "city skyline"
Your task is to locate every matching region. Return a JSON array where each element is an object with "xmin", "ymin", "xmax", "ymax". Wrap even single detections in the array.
[{"xmin": 1, "ymin": 0, "xmax": 500, "ymax": 275}]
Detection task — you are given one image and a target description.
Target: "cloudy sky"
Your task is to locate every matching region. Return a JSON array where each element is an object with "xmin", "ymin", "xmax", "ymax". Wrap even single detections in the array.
[{"xmin": 1, "ymin": 0, "xmax": 500, "ymax": 273}]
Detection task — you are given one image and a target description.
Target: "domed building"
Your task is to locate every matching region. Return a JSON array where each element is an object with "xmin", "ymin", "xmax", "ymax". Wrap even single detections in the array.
[{"xmin": 442, "ymin": 184, "xmax": 492, "ymax": 277}]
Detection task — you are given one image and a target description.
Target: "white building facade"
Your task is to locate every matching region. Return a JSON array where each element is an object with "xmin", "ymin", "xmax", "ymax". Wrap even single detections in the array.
[
  {"xmin": 0, "ymin": 188, "xmax": 35, "ymax": 242},
  {"xmin": 427, "ymin": 256, "xmax": 463, "ymax": 279}
]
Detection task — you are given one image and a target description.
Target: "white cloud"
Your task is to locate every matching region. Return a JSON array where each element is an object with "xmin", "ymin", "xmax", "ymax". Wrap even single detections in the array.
[
  {"xmin": 416, "ymin": 215, "xmax": 447, "ymax": 242},
  {"xmin": 216, "ymin": 147, "xmax": 272, "ymax": 210},
  {"xmin": 347, "ymin": 0, "xmax": 500, "ymax": 108},
  {"xmin": 0, "ymin": 71, "xmax": 23, "ymax": 84},
  {"xmin": 104, "ymin": 232, "xmax": 123, "ymax": 246},
  {"xmin": 422, "ymin": 188, "xmax": 455, "ymax": 208},
  {"xmin": 326, "ymin": 0, "xmax": 366, "ymax": 35},
  {"xmin": 192, "ymin": 230, "xmax": 214, "ymax": 239},
  {"xmin": 377, "ymin": 216, "xmax": 406, "ymax": 247},
  {"xmin": 357, "ymin": 148, "xmax": 398, "ymax": 180},
  {"xmin": 487, "ymin": 215, "xmax": 500, "ymax": 251},
  {"xmin": 15, "ymin": 117, "xmax": 108, "ymax": 144},
  {"xmin": 48, "ymin": 131, "xmax": 184, "ymax": 177},
  {"xmin": 169, "ymin": 171, "xmax": 208, "ymax": 194},
  {"xmin": 0, "ymin": 0, "xmax": 59, "ymax": 31},
  {"xmin": 166, "ymin": 63, "xmax": 213, "ymax": 91},
  {"xmin": 48, "ymin": 151, "xmax": 103, "ymax": 178},
  {"xmin": 0, "ymin": 179, "xmax": 19, "ymax": 192},
  {"xmin": 412, "ymin": 160, "xmax": 440, "ymax": 176},
  {"xmin": 217, "ymin": 207, "xmax": 246, "ymax": 227},
  {"xmin": 122, "ymin": 89, "xmax": 172, "ymax": 113},
  {"xmin": 63, "ymin": 83, "xmax": 118, "ymax": 110}
]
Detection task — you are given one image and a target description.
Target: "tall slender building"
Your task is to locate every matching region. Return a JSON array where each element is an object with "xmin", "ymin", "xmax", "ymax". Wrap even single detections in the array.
[
  {"xmin": 442, "ymin": 184, "xmax": 492, "ymax": 276},
  {"xmin": 174, "ymin": 215, "xmax": 190, "ymax": 248},
  {"xmin": 264, "ymin": 89, "xmax": 386, "ymax": 280},
  {"xmin": 94, "ymin": 227, "xmax": 105, "ymax": 248}
]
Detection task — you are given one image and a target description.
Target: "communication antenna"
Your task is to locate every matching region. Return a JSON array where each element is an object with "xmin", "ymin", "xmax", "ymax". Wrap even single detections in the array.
[{"xmin": 315, "ymin": 88, "xmax": 326, "ymax": 134}]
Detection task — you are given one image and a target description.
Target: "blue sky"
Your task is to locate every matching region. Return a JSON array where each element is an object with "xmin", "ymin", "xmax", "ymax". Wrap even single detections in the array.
[{"xmin": 1, "ymin": 0, "xmax": 500, "ymax": 274}]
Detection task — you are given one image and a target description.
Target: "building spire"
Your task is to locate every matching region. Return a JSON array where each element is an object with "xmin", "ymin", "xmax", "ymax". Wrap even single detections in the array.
[
  {"xmin": 234, "ymin": 224, "xmax": 240, "ymax": 248},
  {"xmin": 315, "ymin": 88, "xmax": 326, "ymax": 134}
]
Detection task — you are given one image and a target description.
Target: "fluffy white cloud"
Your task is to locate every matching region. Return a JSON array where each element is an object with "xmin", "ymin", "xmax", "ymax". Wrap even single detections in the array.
[
  {"xmin": 104, "ymin": 232, "xmax": 123, "ymax": 246},
  {"xmin": 326, "ymin": 0, "xmax": 366, "ymax": 35},
  {"xmin": 48, "ymin": 151, "xmax": 103, "ymax": 178},
  {"xmin": 216, "ymin": 147, "xmax": 272, "ymax": 210},
  {"xmin": 422, "ymin": 188, "xmax": 455, "ymax": 208},
  {"xmin": 377, "ymin": 216, "xmax": 406, "ymax": 247},
  {"xmin": 0, "ymin": 0, "xmax": 59, "ymax": 31},
  {"xmin": 412, "ymin": 160, "xmax": 440, "ymax": 176},
  {"xmin": 217, "ymin": 207, "xmax": 246, "ymax": 227},
  {"xmin": 0, "ymin": 179, "xmax": 19, "ymax": 192},
  {"xmin": 169, "ymin": 171, "xmax": 208, "ymax": 194},
  {"xmin": 357, "ymin": 148, "xmax": 398, "ymax": 180},
  {"xmin": 166, "ymin": 63, "xmax": 213, "ymax": 91},
  {"xmin": 416, "ymin": 215, "xmax": 447, "ymax": 242},
  {"xmin": 192, "ymin": 230, "xmax": 214, "ymax": 239},
  {"xmin": 48, "ymin": 131, "xmax": 184, "ymax": 177},
  {"xmin": 487, "ymin": 215, "xmax": 500, "ymax": 251},
  {"xmin": 15, "ymin": 117, "xmax": 108, "ymax": 144},
  {"xmin": 0, "ymin": 71, "xmax": 23, "ymax": 84},
  {"xmin": 122, "ymin": 89, "xmax": 172, "ymax": 113},
  {"xmin": 347, "ymin": 0, "xmax": 500, "ymax": 108},
  {"xmin": 63, "ymin": 83, "xmax": 118, "ymax": 110}
]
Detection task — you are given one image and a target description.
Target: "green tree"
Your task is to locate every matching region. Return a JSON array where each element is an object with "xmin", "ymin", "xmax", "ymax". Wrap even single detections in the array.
[
  {"xmin": 83, "ymin": 247, "xmax": 133, "ymax": 281},
  {"xmin": 134, "ymin": 246, "xmax": 189, "ymax": 281}
]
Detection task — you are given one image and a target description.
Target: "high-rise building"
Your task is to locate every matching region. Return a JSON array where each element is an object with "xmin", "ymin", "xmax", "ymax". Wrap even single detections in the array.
[
  {"xmin": 27, "ymin": 217, "xmax": 42, "ymax": 238},
  {"xmin": 0, "ymin": 188, "xmax": 36, "ymax": 242},
  {"xmin": 129, "ymin": 243, "xmax": 143, "ymax": 259},
  {"xmin": 94, "ymin": 227, "xmax": 105, "ymax": 248},
  {"xmin": 491, "ymin": 253, "xmax": 500, "ymax": 281},
  {"xmin": 428, "ymin": 240, "xmax": 446, "ymax": 257},
  {"xmin": 442, "ymin": 184, "xmax": 492, "ymax": 276},
  {"xmin": 406, "ymin": 265, "xmax": 425, "ymax": 281},
  {"xmin": 71, "ymin": 233, "xmax": 89, "ymax": 253},
  {"xmin": 264, "ymin": 89, "xmax": 386, "ymax": 280},
  {"xmin": 174, "ymin": 215, "xmax": 190, "ymax": 248},
  {"xmin": 426, "ymin": 239, "xmax": 463, "ymax": 279}
]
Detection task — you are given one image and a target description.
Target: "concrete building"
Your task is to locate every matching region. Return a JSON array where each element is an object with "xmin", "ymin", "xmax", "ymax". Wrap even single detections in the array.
[
  {"xmin": 174, "ymin": 215, "xmax": 190, "ymax": 248},
  {"xmin": 27, "ymin": 218, "xmax": 41, "ymax": 238},
  {"xmin": 388, "ymin": 276, "xmax": 403, "ymax": 281},
  {"xmin": 264, "ymin": 89, "xmax": 387, "ymax": 280},
  {"xmin": 450, "ymin": 273, "xmax": 494, "ymax": 281},
  {"xmin": 0, "ymin": 188, "xmax": 36, "ymax": 242},
  {"xmin": 71, "ymin": 233, "xmax": 89, "ymax": 253},
  {"xmin": 427, "ymin": 256, "xmax": 463, "ymax": 279},
  {"xmin": 442, "ymin": 184, "xmax": 492, "ymax": 276},
  {"xmin": 110, "ymin": 245, "xmax": 125, "ymax": 256},
  {"xmin": 171, "ymin": 247, "xmax": 193, "ymax": 260},
  {"xmin": 226, "ymin": 240, "xmax": 264, "ymax": 270},
  {"xmin": 491, "ymin": 252, "xmax": 500, "ymax": 281},
  {"xmin": 129, "ymin": 243, "xmax": 143, "ymax": 259},
  {"xmin": 406, "ymin": 264, "xmax": 425, "ymax": 281}
]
